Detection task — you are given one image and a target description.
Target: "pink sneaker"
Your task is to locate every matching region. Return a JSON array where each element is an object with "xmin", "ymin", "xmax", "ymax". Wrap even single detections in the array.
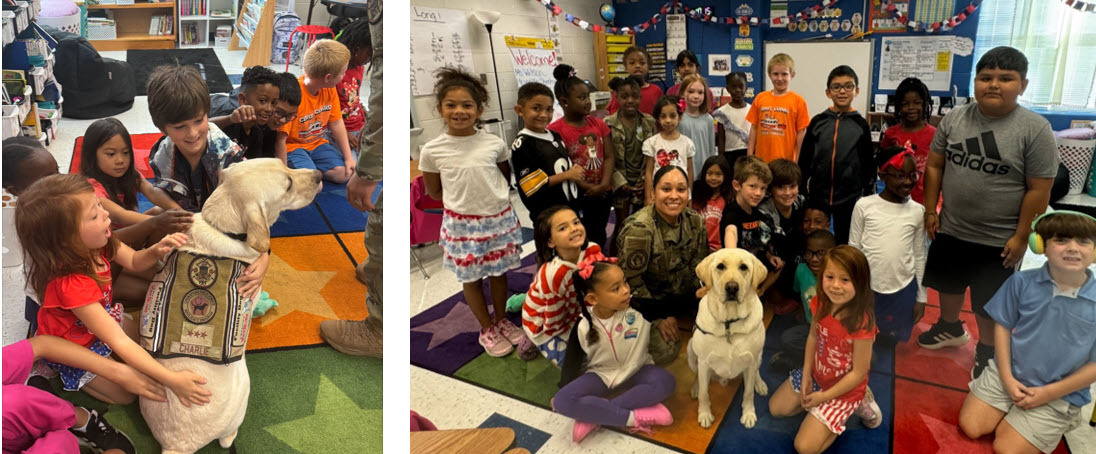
[
  {"xmin": 572, "ymin": 421, "xmax": 600, "ymax": 442},
  {"xmin": 856, "ymin": 388, "xmax": 883, "ymax": 429},
  {"xmin": 495, "ymin": 318, "xmax": 524, "ymax": 345},
  {"xmin": 478, "ymin": 325, "xmax": 513, "ymax": 357},
  {"xmin": 631, "ymin": 403, "xmax": 673, "ymax": 434}
]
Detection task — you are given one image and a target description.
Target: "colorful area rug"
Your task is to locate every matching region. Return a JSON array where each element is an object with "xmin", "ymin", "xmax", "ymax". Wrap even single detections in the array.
[
  {"xmin": 411, "ymin": 256, "xmax": 1074, "ymax": 453},
  {"xmin": 54, "ymin": 135, "xmax": 381, "ymax": 452}
]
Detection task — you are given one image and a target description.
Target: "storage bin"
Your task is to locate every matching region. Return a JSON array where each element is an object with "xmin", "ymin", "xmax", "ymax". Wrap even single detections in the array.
[
  {"xmin": 1058, "ymin": 137, "xmax": 1096, "ymax": 195},
  {"xmin": 86, "ymin": 20, "xmax": 115, "ymax": 40},
  {"xmin": 3, "ymin": 15, "xmax": 14, "ymax": 46},
  {"xmin": 215, "ymin": 35, "xmax": 230, "ymax": 48},
  {"xmin": 2, "ymin": 105, "xmax": 20, "ymax": 140}
]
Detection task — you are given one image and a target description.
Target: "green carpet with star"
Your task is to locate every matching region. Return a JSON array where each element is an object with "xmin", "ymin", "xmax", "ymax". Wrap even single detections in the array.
[{"xmin": 58, "ymin": 346, "xmax": 382, "ymax": 453}]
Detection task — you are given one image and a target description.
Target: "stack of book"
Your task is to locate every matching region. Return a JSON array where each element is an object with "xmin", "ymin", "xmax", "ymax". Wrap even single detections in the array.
[{"xmin": 148, "ymin": 14, "xmax": 173, "ymax": 36}]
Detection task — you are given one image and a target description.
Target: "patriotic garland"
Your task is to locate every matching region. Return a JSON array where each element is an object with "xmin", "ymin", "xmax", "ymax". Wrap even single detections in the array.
[
  {"xmin": 1060, "ymin": 0, "xmax": 1096, "ymax": 13},
  {"xmin": 878, "ymin": 0, "xmax": 983, "ymax": 33},
  {"xmin": 529, "ymin": 0, "xmax": 844, "ymax": 35}
]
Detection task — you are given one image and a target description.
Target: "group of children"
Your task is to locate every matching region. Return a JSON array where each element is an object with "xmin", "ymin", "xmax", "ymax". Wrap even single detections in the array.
[
  {"xmin": 419, "ymin": 44, "xmax": 1093, "ymax": 453},
  {"xmin": 2, "ymin": 21, "xmax": 376, "ymax": 453}
]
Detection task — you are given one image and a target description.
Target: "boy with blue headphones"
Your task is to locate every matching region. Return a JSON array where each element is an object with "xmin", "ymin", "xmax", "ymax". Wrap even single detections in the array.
[{"xmin": 959, "ymin": 210, "xmax": 1096, "ymax": 453}]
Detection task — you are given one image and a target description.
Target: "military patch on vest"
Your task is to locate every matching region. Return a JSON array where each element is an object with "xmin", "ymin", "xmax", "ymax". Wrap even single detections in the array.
[
  {"xmin": 624, "ymin": 250, "xmax": 649, "ymax": 270},
  {"xmin": 140, "ymin": 251, "xmax": 253, "ymax": 365}
]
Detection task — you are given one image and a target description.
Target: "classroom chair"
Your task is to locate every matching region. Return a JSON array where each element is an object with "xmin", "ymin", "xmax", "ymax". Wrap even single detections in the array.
[{"xmin": 285, "ymin": 25, "xmax": 334, "ymax": 71}]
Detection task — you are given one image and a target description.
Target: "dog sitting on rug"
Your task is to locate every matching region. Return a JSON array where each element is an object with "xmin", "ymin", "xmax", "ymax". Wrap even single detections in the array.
[{"xmin": 138, "ymin": 158, "xmax": 322, "ymax": 453}]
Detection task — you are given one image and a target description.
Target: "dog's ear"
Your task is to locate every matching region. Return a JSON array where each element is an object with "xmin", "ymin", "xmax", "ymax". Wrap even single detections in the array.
[
  {"xmin": 696, "ymin": 253, "xmax": 714, "ymax": 287},
  {"xmin": 749, "ymin": 253, "xmax": 767, "ymax": 291},
  {"xmin": 244, "ymin": 207, "xmax": 270, "ymax": 253}
]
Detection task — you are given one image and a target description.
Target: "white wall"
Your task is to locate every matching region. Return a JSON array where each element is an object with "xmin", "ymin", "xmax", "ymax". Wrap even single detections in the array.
[{"xmin": 409, "ymin": 0, "xmax": 601, "ymax": 155}]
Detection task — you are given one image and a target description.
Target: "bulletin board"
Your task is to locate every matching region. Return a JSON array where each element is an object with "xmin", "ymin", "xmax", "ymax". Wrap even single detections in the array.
[
  {"xmin": 409, "ymin": 6, "xmax": 475, "ymax": 96},
  {"xmin": 763, "ymin": 40, "xmax": 873, "ymax": 117}
]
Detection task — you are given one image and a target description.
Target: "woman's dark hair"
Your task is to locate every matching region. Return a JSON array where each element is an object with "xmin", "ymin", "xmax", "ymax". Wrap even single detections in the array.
[
  {"xmin": 434, "ymin": 67, "xmax": 489, "ymax": 129},
  {"xmin": 692, "ymin": 155, "xmax": 733, "ymax": 205},
  {"xmin": 894, "ymin": 77, "xmax": 932, "ymax": 122},
  {"xmin": 80, "ymin": 118, "xmax": 138, "ymax": 210},
  {"xmin": 652, "ymin": 95, "xmax": 683, "ymax": 121},
  {"xmin": 2, "ymin": 136, "xmax": 46, "ymax": 187},
  {"xmin": 533, "ymin": 205, "xmax": 586, "ymax": 265},
  {"xmin": 552, "ymin": 64, "xmax": 586, "ymax": 103},
  {"xmin": 608, "ymin": 75, "xmax": 644, "ymax": 94},
  {"xmin": 675, "ymin": 50, "xmax": 700, "ymax": 69},
  {"xmin": 572, "ymin": 260, "xmax": 619, "ymax": 346},
  {"xmin": 652, "ymin": 163, "xmax": 688, "ymax": 187}
]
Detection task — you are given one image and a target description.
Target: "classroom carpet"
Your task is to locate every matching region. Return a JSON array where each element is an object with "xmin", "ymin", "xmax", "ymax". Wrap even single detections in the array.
[
  {"xmin": 54, "ymin": 135, "xmax": 381, "ymax": 452},
  {"xmin": 410, "ymin": 257, "xmax": 1074, "ymax": 453},
  {"xmin": 126, "ymin": 48, "xmax": 233, "ymax": 96}
]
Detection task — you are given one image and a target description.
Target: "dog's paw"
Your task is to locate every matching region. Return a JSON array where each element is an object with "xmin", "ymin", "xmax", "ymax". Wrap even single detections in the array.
[
  {"xmin": 740, "ymin": 411, "xmax": 757, "ymax": 428},
  {"xmin": 698, "ymin": 410, "xmax": 715, "ymax": 428},
  {"xmin": 755, "ymin": 378, "xmax": 769, "ymax": 396}
]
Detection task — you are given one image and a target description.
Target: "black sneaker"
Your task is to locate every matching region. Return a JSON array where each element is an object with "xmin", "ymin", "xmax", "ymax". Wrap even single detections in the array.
[
  {"xmin": 71, "ymin": 409, "xmax": 135, "ymax": 454},
  {"xmin": 917, "ymin": 320, "xmax": 970, "ymax": 350},
  {"xmin": 972, "ymin": 343, "xmax": 994, "ymax": 380},
  {"xmin": 769, "ymin": 351, "xmax": 800, "ymax": 375}
]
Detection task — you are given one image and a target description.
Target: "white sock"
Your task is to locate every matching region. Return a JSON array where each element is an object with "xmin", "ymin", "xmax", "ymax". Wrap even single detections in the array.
[
  {"xmin": 72, "ymin": 408, "xmax": 90, "ymax": 432},
  {"xmin": 626, "ymin": 411, "xmax": 636, "ymax": 427}
]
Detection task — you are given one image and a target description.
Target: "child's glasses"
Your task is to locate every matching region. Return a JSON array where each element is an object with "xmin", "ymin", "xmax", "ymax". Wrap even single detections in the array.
[
  {"xmin": 805, "ymin": 249, "xmax": 829, "ymax": 260},
  {"xmin": 881, "ymin": 170, "xmax": 922, "ymax": 181},
  {"xmin": 272, "ymin": 109, "xmax": 296, "ymax": 121},
  {"xmin": 828, "ymin": 83, "xmax": 857, "ymax": 92}
]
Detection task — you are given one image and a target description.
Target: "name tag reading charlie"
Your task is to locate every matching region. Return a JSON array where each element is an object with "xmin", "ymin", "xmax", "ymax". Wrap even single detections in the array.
[{"xmin": 140, "ymin": 250, "xmax": 253, "ymax": 364}]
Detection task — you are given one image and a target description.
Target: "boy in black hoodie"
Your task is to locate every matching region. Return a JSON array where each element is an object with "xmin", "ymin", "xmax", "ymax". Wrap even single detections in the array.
[{"xmin": 798, "ymin": 65, "xmax": 875, "ymax": 245}]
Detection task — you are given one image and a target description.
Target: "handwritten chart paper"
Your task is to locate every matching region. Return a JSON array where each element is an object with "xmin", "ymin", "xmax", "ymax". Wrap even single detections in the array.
[
  {"xmin": 506, "ymin": 36, "xmax": 563, "ymax": 122},
  {"xmin": 878, "ymin": 36, "xmax": 954, "ymax": 91},
  {"xmin": 410, "ymin": 6, "xmax": 475, "ymax": 96}
]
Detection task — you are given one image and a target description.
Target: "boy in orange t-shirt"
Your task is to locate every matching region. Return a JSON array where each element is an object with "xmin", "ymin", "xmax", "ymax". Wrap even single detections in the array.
[
  {"xmin": 747, "ymin": 53, "xmax": 810, "ymax": 163},
  {"xmin": 276, "ymin": 39, "xmax": 356, "ymax": 184}
]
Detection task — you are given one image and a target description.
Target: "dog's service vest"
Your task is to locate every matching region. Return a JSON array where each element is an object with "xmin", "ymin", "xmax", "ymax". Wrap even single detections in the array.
[{"xmin": 140, "ymin": 250, "xmax": 253, "ymax": 364}]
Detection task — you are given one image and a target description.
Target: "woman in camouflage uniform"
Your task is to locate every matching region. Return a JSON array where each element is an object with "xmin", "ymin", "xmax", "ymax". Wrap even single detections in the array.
[{"xmin": 615, "ymin": 165, "xmax": 710, "ymax": 364}]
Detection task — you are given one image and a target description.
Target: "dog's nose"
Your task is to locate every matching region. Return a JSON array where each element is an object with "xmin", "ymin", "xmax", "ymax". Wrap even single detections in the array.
[
  {"xmin": 312, "ymin": 170, "xmax": 322, "ymax": 184},
  {"xmin": 725, "ymin": 282, "xmax": 738, "ymax": 298}
]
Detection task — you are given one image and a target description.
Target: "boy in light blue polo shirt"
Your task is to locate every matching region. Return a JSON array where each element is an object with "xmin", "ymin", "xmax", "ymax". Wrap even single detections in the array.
[{"xmin": 959, "ymin": 211, "xmax": 1096, "ymax": 453}]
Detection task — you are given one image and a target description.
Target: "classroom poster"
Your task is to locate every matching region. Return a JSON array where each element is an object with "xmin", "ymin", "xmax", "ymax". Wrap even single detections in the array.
[
  {"xmin": 505, "ymin": 36, "xmax": 563, "ymax": 122},
  {"xmin": 666, "ymin": 14, "xmax": 687, "ymax": 60},
  {"xmin": 409, "ymin": 6, "xmax": 475, "ymax": 96},
  {"xmin": 915, "ymin": 0, "xmax": 955, "ymax": 25},
  {"xmin": 709, "ymin": 54, "xmax": 731, "ymax": 76},
  {"xmin": 878, "ymin": 36, "xmax": 954, "ymax": 91},
  {"xmin": 869, "ymin": 0, "xmax": 909, "ymax": 33}
]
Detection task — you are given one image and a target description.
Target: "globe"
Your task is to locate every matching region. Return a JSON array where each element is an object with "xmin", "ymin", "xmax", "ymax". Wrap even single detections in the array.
[{"xmin": 600, "ymin": 4, "xmax": 616, "ymax": 23}]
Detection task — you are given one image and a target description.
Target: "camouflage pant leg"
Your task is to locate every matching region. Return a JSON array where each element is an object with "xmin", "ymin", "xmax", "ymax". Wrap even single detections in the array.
[
  {"xmin": 647, "ymin": 319, "xmax": 680, "ymax": 365},
  {"xmin": 364, "ymin": 192, "xmax": 383, "ymax": 321}
]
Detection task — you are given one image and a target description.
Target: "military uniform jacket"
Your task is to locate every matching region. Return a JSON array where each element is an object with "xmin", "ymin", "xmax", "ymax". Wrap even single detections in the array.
[
  {"xmin": 616, "ymin": 205, "xmax": 709, "ymax": 300},
  {"xmin": 140, "ymin": 250, "xmax": 254, "ymax": 364}
]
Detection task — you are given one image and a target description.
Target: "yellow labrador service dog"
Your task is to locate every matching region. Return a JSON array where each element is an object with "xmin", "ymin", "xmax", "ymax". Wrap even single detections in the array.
[
  {"xmin": 139, "ymin": 159, "xmax": 322, "ymax": 453},
  {"xmin": 688, "ymin": 248, "xmax": 769, "ymax": 428}
]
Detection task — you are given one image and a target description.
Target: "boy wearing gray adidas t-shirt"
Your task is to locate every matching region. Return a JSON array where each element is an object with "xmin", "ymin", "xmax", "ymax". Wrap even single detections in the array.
[{"xmin": 917, "ymin": 46, "xmax": 1058, "ymax": 380}]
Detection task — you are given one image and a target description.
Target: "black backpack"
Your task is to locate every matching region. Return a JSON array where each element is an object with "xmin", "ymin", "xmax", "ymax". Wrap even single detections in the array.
[{"xmin": 46, "ymin": 27, "xmax": 136, "ymax": 119}]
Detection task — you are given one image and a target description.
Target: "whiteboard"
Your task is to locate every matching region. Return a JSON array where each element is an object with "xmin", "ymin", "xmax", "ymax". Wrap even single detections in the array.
[
  {"xmin": 763, "ymin": 41, "xmax": 873, "ymax": 118},
  {"xmin": 409, "ymin": 6, "xmax": 476, "ymax": 97}
]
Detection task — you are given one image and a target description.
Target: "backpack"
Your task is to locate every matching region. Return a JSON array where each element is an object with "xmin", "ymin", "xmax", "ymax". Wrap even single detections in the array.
[
  {"xmin": 47, "ymin": 27, "xmax": 135, "ymax": 119},
  {"xmin": 270, "ymin": 11, "xmax": 302, "ymax": 64}
]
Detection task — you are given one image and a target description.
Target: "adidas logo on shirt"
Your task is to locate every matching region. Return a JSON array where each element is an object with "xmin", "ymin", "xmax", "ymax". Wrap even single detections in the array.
[{"xmin": 944, "ymin": 131, "xmax": 1011, "ymax": 175}]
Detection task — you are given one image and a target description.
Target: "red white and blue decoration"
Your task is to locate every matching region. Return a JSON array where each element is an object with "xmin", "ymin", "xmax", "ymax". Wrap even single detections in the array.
[
  {"xmin": 1060, "ymin": 0, "xmax": 1096, "ymax": 13},
  {"xmin": 878, "ymin": 0, "xmax": 983, "ymax": 33},
  {"xmin": 529, "ymin": 0, "xmax": 845, "ymax": 34}
]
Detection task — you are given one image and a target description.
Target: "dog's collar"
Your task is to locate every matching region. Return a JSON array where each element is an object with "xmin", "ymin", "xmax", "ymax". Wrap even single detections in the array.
[
  {"xmin": 694, "ymin": 316, "xmax": 744, "ymax": 337},
  {"xmin": 206, "ymin": 220, "xmax": 248, "ymax": 242}
]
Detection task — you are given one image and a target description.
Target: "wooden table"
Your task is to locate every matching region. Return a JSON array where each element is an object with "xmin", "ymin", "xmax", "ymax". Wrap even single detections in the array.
[{"xmin": 409, "ymin": 427, "xmax": 523, "ymax": 454}]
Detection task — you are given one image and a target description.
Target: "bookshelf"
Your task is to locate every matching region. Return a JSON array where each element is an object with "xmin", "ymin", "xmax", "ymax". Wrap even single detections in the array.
[
  {"xmin": 177, "ymin": 0, "xmax": 235, "ymax": 47},
  {"xmin": 86, "ymin": 1, "xmax": 175, "ymax": 51},
  {"xmin": 593, "ymin": 31, "xmax": 635, "ymax": 91},
  {"xmin": 227, "ymin": 0, "xmax": 272, "ymax": 66}
]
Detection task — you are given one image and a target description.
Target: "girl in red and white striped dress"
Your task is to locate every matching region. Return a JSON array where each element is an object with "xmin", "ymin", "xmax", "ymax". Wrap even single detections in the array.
[
  {"xmin": 522, "ymin": 206, "xmax": 599, "ymax": 366},
  {"xmin": 768, "ymin": 245, "xmax": 882, "ymax": 452}
]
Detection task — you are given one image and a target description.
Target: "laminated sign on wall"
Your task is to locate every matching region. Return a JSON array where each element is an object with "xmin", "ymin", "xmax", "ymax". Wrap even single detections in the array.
[
  {"xmin": 878, "ymin": 36, "xmax": 953, "ymax": 91},
  {"xmin": 666, "ymin": 14, "xmax": 686, "ymax": 62}
]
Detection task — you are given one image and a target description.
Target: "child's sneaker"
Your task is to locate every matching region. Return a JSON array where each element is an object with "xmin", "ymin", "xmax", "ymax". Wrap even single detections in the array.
[
  {"xmin": 516, "ymin": 335, "xmax": 539, "ymax": 361},
  {"xmin": 495, "ymin": 318, "xmax": 524, "ymax": 346},
  {"xmin": 916, "ymin": 319, "xmax": 970, "ymax": 349},
  {"xmin": 971, "ymin": 343, "xmax": 994, "ymax": 380},
  {"xmin": 630, "ymin": 403, "xmax": 673, "ymax": 434},
  {"xmin": 572, "ymin": 421, "xmax": 600, "ymax": 442},
  {"xmin": 478, "ymin": 325, "xmax": 513, "ymax": 357},
  {"xmin": 855, "ymin": 387, "xmax": 882, "ymax": 429},
  {"xmin": 71, "ymin": 409, "xmax": 135, "ymax": 454},
  {"xmin": 30, "ymin": 359, "xmax": 57, "ymax": 379}
]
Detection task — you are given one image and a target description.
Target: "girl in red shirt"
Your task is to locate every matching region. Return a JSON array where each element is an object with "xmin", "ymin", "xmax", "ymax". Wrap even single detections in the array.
[
  {"xmin": 881, "ymin": 77, "xmax": 936, "ymax": 206},
  {"xmin": 606, "ymin": 47, "xmax": 663, "ymax": 116},
  {"xmin": 768, "ymin": 245, "xmax": 881, "ymax": 451},
  {"xmin": 16, "ymin": 174, "xmax": 210, "ymax": 407}
]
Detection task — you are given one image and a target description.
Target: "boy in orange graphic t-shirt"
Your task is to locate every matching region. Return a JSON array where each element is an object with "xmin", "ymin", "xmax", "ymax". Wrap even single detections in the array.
[
  {"xmin": 747, "ymin": 53, "xmax": 810, "ymax": 163},
  {"xmin": 276, "ymin": 39, "xmax": 356, "ymax": 183}
]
